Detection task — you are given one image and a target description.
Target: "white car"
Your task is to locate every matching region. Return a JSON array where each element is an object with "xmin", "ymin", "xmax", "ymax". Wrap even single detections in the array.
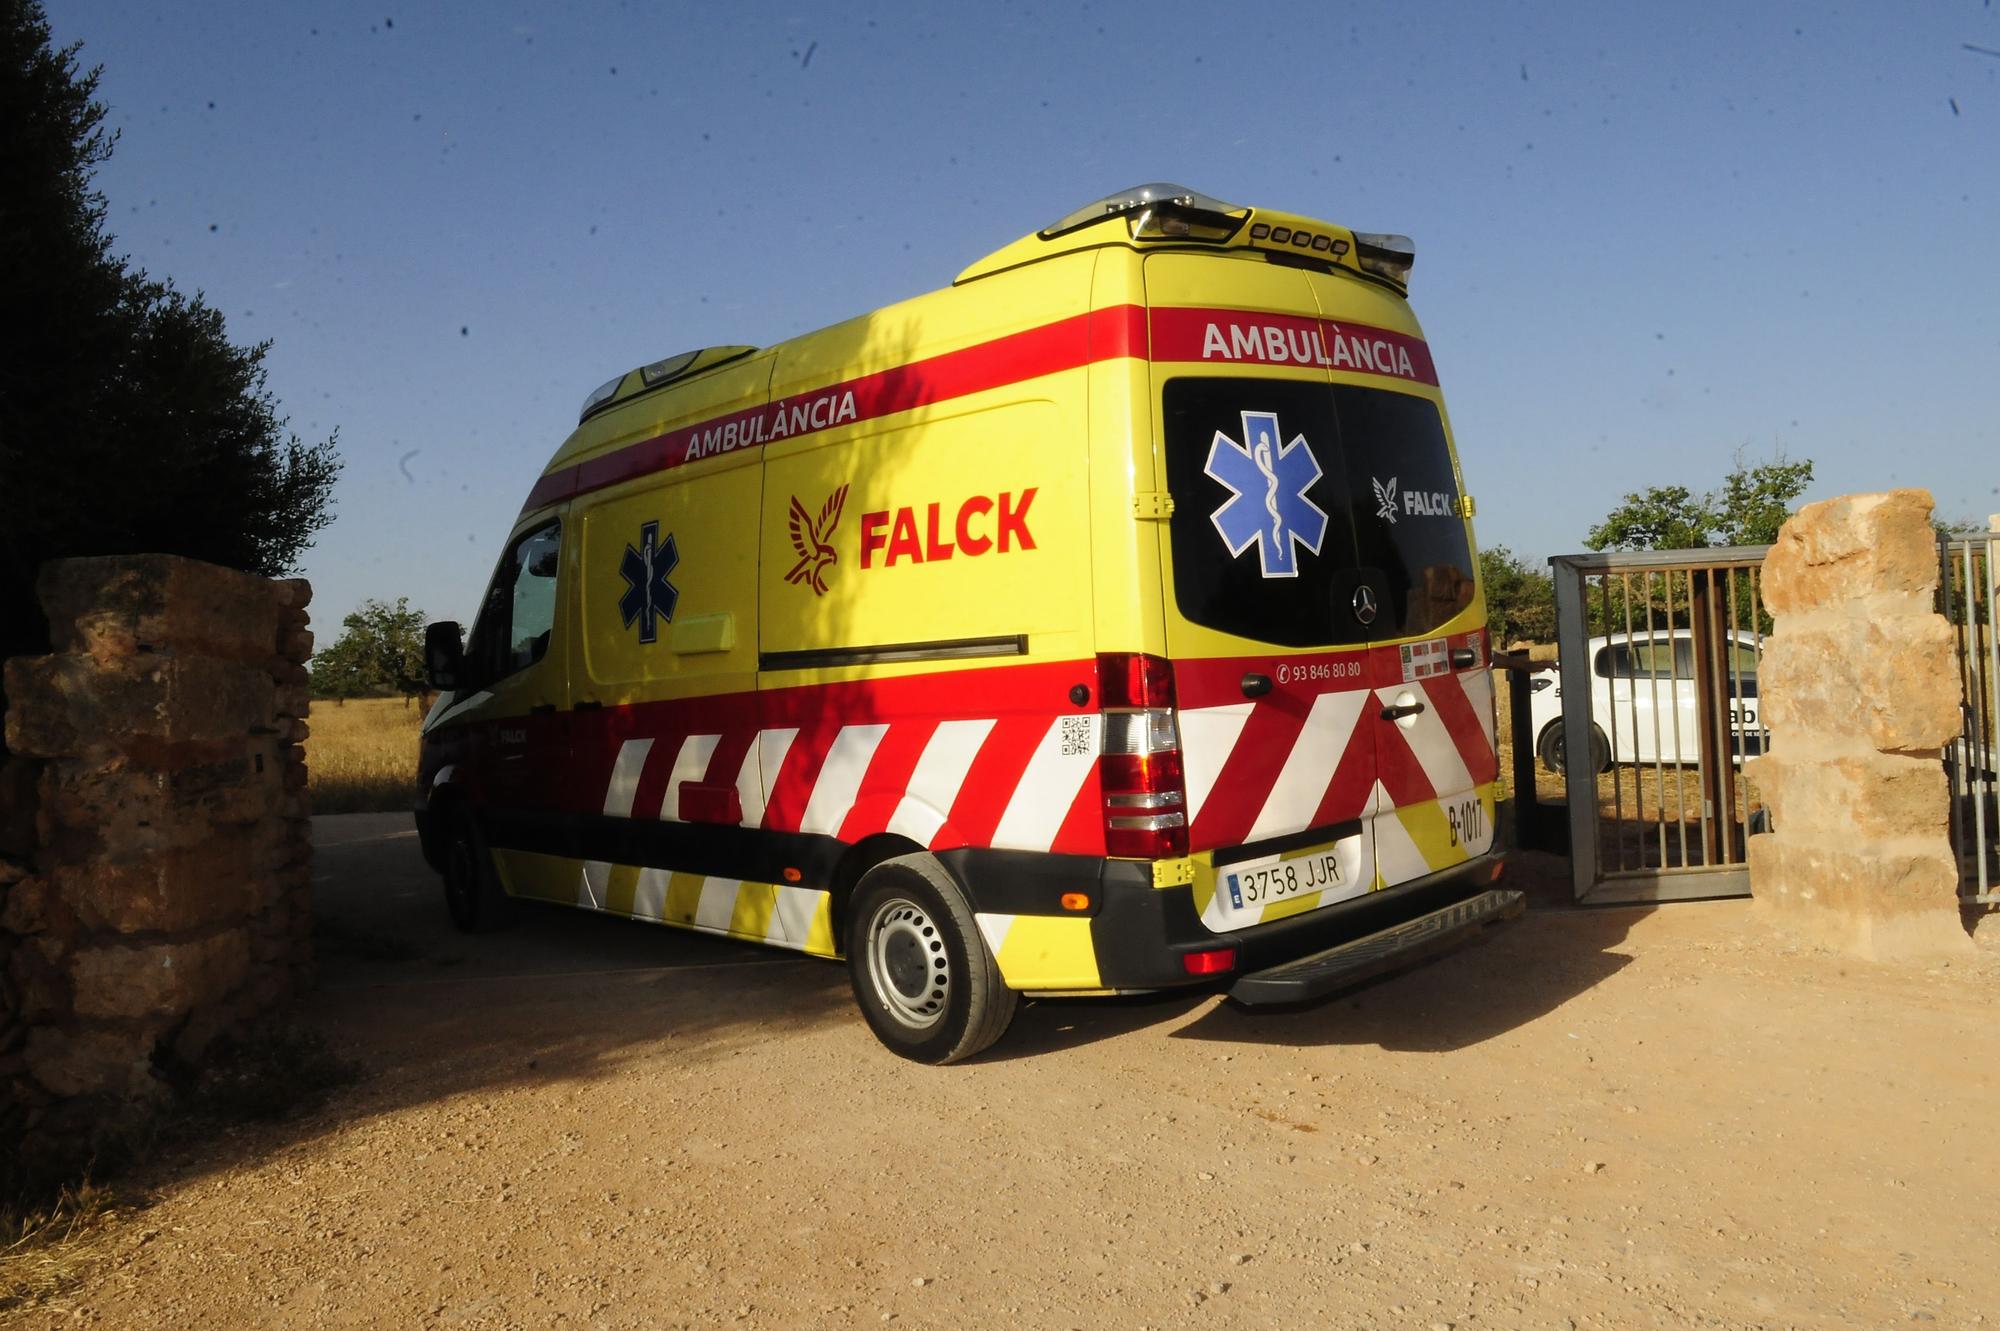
[{"xmin": 1527, "ymin": 631, "xmax": 1765, "ymax": 773}]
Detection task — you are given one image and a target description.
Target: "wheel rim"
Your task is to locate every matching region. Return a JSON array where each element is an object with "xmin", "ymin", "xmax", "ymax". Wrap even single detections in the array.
[{"xmin": 864, "ymin": 895, "xmax": 951, "ymax": 1031}]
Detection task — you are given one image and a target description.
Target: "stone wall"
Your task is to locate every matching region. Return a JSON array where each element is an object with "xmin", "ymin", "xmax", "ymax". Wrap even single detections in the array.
[
  {"xmin": 1746, "ymin": 489, "xmax": 1971, "ymax": 959},
  {"xmin": 0, "ymin": 555, "xmax": 313, "ymax": 1172}
]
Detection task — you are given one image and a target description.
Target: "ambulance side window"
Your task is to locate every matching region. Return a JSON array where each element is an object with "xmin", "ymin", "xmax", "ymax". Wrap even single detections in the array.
[{"xmin": 464, "ymin": 520, "xmax": 561, "ymax": 687}]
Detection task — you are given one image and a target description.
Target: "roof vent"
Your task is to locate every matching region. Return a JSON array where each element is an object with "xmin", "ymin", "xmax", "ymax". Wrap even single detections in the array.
[{"xmin": 578, "ymin": 345, "xmax": 759, "ymax": 423}]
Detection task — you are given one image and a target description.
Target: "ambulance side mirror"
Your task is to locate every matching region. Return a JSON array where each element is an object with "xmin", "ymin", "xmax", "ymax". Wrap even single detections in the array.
[{"xmin": 425, "ymin": 621, "xmax": 465, "ymax": 691}]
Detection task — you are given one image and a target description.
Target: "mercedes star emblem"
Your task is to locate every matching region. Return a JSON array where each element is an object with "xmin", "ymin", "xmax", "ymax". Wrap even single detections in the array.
[{"xmin": 1352, "ymin": 585, "xmax": 1379, "ymax": 625}]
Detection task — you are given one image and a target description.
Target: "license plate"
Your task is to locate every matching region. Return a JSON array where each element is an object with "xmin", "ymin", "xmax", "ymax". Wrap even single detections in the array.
[{"xmin": 1222, "ymin": 835, "xmax": 1365, "ymax": 914}]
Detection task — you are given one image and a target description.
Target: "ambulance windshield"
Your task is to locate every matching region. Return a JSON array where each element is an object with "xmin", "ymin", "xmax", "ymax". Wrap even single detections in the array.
[{"xmin": 1161, "ymin": 378, "xmax": 1475, "ymax": 648}]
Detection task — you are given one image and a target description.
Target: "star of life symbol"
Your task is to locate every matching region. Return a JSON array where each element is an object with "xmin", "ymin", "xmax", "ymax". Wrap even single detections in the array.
[
  {"xmin": 1203, "ymin": 410, "xmax": 1328, "ymax": 578},
  {"xmin": 618, "ymin": 520, "xmax": 679, "ymax": 644},
  {"xmin": 1373, "ymin": 475, "xmax": 1399, "ymax": 524}
]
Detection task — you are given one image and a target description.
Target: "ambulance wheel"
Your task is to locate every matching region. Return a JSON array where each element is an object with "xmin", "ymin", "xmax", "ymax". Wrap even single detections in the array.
[
  {"xmin": 442, "ymin": 809, "xmax": 511, "ymax": 933},
  {"xmin": 846, "ymin": 854, "xmax": 1018, "ymax": 1065},
  {"xmin": 1538, "ymin": 720, "xmax": 1609, "ymax": 775}
]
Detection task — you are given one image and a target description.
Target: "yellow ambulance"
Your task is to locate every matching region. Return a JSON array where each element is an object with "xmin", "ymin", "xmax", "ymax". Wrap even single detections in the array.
[{"xmin": 416, "ymin": 184, "xmax": 1520, "ymax": 1063}]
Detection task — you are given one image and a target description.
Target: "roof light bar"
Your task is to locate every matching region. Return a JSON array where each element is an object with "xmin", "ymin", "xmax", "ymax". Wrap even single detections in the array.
[
  {"xmin": 1041, "ymin": 182, "xmax": 1244, "ymax": 239},
  {"xmin": 579, "ymin": 374, "xmax": 624, "ymax": 422},
  {"xmin": 1353, "ymin": 232, "xmax": 1416, "ymax": 288}
]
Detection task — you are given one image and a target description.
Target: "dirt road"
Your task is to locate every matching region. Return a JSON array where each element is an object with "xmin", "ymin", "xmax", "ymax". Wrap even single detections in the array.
[{"xmin": 15, "ymin": 814, "xmax": 2000, "ymax": 1330}]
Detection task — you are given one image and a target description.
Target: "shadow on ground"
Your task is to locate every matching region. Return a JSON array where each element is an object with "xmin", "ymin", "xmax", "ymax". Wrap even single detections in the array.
[
  {"xmin": 119, "ymin": 814, "xmax": 854, "ymax": 1200},
  {"xmin": 991, "ymin": 848, "xmax": 1644, "ymax": 1060},
  {"xmin": 129, "ymin": 818, "xmax": 1644, "ymax": 1195}
]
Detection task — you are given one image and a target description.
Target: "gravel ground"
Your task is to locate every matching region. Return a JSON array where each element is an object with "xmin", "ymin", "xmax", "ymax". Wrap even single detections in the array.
[{"xmin": 13, "ymin": 814, "xmax": 2000, "ymax": 1331}]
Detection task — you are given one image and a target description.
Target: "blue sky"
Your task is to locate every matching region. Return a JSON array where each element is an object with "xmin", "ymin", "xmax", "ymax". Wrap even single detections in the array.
[{"xmin": 46, "ymin": 1, "xmax": 2000, "ymax": 632}]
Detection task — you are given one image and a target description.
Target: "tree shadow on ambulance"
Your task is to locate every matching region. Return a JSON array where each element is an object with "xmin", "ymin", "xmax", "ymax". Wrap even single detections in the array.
[{"xmin": 1526, "ymin": 631, "xmax": 1765, "ymax": 774}]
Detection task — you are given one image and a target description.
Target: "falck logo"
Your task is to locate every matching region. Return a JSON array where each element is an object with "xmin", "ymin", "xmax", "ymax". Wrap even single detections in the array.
[
  {"xmin": 1204, "ymin": 410, "xmax": 1328, "ymax": 578},
  {"xmin": 618, "ymin": 520, "xmax": 679, "ymax": 644},
  {"xmin": 785, "ymin": 484, "xmax": 849, "ymax": 596},
  {"xmin": 1373, "ymin": 475, "xmax": 1399, "ymax": 524}
]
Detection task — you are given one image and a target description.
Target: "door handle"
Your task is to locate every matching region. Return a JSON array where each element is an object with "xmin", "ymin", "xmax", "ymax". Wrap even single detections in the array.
[
  {"xmin": 1450, "ymin": 647, "xmax": 1478, "ymax": 669},
  {"xmin": 1240, "ymin": 672, "xmax": 1272, "ymax": 698},
  {"xmin": 573, "ymin": 699, "xmax": 604, "ymax": 712},
  {"xmin": 528, "ymin": 703, "xmax": 556, "ymax": 716},
  {"xmin": 1380, "ymin": 701, "xmax": 1427, "ymax": 722}
]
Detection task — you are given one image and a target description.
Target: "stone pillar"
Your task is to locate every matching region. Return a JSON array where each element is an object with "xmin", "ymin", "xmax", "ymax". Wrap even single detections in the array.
[
  {"xmin": 1746, "ymin": 489, "xmax": 1971, "ymax": 959},
  {"xmin": 0, "ymin": 555, "xmax": 314, "ymax": 1175}
]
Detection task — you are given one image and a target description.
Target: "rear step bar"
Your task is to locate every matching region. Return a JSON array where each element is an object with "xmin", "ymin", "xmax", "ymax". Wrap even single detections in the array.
[{"xmin": 1228, "ymin": 888, "xmax": 1525, "ymax": 1005}]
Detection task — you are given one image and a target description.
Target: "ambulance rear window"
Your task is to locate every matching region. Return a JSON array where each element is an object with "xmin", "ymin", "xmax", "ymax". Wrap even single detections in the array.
[{"xmin": 1161, "ymin": 377, "xmax": 1474, "ymax": 647}]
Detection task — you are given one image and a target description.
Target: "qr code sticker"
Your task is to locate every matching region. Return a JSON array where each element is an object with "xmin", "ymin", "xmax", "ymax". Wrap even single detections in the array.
[{"xmin": 1059, "ymin": 715, "xmax": 1095, "ymax": 757}]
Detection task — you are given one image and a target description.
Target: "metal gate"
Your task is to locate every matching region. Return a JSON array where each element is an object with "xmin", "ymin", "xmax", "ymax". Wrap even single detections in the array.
[
  {"xmin": 1942, "ymin": 534, "xmax": 1999, "ymax": 905},
  {"xmin": 1545, "ymin": 548, "xmax": 1772, "ymax": 905}
]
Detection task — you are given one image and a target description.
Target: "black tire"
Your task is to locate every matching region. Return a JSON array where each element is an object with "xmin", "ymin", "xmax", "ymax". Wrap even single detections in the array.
[
  {"xmin": 846, "ymin": 853, "xmax": 1018, "ymax": 1065},
  {"xmin": 442, "ymin": 808, "xmax": 512, "ymax": 933},
  {"xmin": 1537, "ymin": 720, "xmax": 1609, "ymax": 775}
]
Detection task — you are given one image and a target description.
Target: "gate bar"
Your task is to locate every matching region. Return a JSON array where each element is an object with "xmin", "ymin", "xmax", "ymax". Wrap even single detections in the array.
[{"xmin": 1551, "ymin": 546, "xmax": 1770, "ymax": 905}]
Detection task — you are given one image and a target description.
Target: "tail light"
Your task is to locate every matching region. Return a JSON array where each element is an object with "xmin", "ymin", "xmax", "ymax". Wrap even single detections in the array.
[{"xmin": 1097, "ymin": 652, "xmax": 1188, "ymax": 859}]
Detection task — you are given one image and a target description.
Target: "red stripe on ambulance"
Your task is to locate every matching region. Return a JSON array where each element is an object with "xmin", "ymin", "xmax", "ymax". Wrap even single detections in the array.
[
  {"xmin": 1421, "ymin": 671, "xmax": 1499, "ymax": 787},
  {"xmin": 524, "ymin": 305, "xmax": 1151, "ymax": 513},
  {"xmin": 834, "ymin": 719, "xmax": 938, "ymax": 843}
]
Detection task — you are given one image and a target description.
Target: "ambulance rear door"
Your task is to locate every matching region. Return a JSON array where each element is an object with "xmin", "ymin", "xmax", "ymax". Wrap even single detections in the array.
[
  {"xmin": 1296, "ymin": 266, "xmax": 1496, "ymax": 895},
  {"xmin": 1143, "ymin": 252, "xmax": 1383, "ymax": 934}
]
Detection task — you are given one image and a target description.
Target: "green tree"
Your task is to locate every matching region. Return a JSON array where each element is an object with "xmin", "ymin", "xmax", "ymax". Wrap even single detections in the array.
[
  {"xmin": 1478, "ymin": 545, "xmax": 1557, "ymax": 646},
  {"xmin": 1585, "ymin": 455, "xmax": 1813, "ymax": 551},
  {"xmin": 0, "ymin": 1, "xmax": 339, "ymax": 731},
  {"xmin": 306, "ymin": 630, "xmax": 373, "ymax": 704},
  {"xmin": 1713, "ymin": 456, "xmax": 1815, "ymax": 545},
  {"xmin": 311, "ymin": 598, "xmax": 428, "ymax": 704}
]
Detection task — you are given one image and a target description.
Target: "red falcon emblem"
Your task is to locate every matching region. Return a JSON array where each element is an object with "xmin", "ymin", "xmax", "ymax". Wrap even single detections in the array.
[{"xmin": 785, "ymin": 485, "xmax": 849, "ymax": 596}]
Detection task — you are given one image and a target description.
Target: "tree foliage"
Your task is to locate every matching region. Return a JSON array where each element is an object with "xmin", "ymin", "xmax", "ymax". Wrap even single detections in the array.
[
  {"xmin": 1479, "ymin": 545, "xmax": 1557, "ymax": 646},
  {"xmin": 0, "ymin": 0, "xmax": 339, "ymax": 686},
  {"xmin": 310, "ymin": 598, "xmax": 427, "ymax": 703},
  {"xmin": 1585, "ymin": 456, "xmax": 1813, "ymax": 552}
]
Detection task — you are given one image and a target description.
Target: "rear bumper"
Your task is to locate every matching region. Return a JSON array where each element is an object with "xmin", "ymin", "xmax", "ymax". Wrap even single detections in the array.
[
  {"xmin": 1227, "ymin": 887, "xmax": 1523, "ymax": 1005},
  {"xmin": 1087, "ymin": 852, "xmax": 1509, "ymax": 992}
]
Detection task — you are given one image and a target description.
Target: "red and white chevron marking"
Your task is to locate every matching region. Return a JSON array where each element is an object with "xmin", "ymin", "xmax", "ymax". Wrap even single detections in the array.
[
  {"xmin": 586, "ymin": 712, "xmax": 1100, "ymax": 854},
  {"xmin": 563, "ymin": 661, "xmax": 1105, "ymax": 856},
  {"xmin": 1170, "ymin": 632, "xmax": 1495, "ymax": 855},
  {"xmin": 562, "ymin": 646, "xmax": 1495, "ymax": 861},
  {"xmin": 1177, "ymin": 667, "xmax": 1495, "ymax": 853}
]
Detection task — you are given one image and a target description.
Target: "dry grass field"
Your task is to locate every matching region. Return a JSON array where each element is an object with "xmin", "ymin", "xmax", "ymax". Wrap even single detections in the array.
[{"xmin": 303, "ymin": 696, "xmax": 425, "ymax": 815}]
